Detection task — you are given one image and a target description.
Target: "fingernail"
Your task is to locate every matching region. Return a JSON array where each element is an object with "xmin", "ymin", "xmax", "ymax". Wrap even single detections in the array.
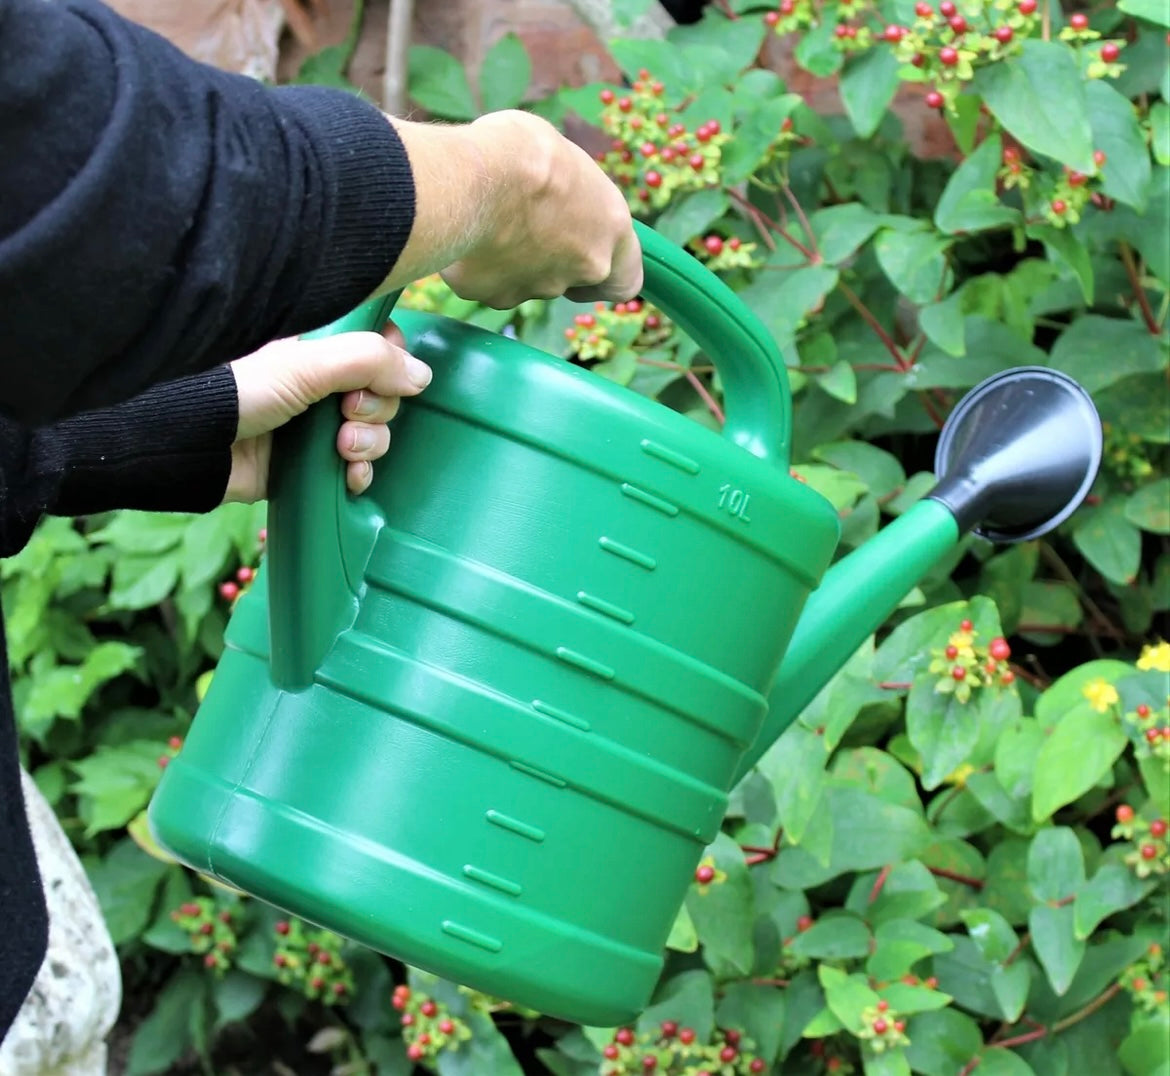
[
  {"xmin": 405, "ymin": 353, "xmax": 432, "ymax": 388},
  {"xmin": 351, "ymin": 427, "xmax": 376, "ymax": 453},
  {"xmin": 353, "ymin": 391, "xmax": 377, "ymax": 417}
]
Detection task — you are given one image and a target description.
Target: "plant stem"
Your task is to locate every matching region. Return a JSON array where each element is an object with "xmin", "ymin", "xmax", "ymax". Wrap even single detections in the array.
[
  {"xmin": 751, "ymin": 977, "xmax": 791, "ymax": 987},
  {"xmin": 838, "ymin": 280, "xmax": 907, "ymax": 368},
  {"xmin": 1119, "ymin": 241, "xmax": 1161, "ymax": 335},
  {"xmin": 727, "ymin": 187, "xmax": 782, "ymax": 253},
  {"xmin": 1038, "ymin": 542, "xmax": 1128, "ymax": 641},
  {"xmin": 686, "ymin": 369, "xmax": 726, "ymax": 424},
  {"xmin": 878, "ymin": 681, "xmax": 912, "ymax": 690},
  {"xmin": 918, "ymin": 390, "xmax": 947, "ymax": 429},
  {"xmin": 868, "ymin": 865, "xmax": 892, "ymax": 903},
  {"xmin": 927, "ymin": 865, "xmax": 985, "ymax": 889},
  {"xmin": 780, "ymin": 182, "xmax": 820, "ymax": 261}
]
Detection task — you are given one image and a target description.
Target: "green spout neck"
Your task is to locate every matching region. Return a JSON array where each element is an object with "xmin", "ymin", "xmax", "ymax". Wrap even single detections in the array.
[{"xmin": 733, "ymin": 497, "xmax": 960, "ymax": 784}]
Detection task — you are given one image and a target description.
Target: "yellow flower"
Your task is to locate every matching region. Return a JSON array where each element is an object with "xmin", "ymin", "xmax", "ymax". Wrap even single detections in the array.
[
  {"xmin": 1137, "ymin": 641, "xmax": 1170, "ymax": 673},
  {"xmin": 1082, "ymin": 677, "xmax": 1120, "ymax": 713}
]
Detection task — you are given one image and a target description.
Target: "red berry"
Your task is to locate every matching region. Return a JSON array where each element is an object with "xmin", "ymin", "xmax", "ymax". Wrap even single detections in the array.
[
  {"xmin": 219, "ymin": 581, "xmax": 239, "ymax": 600},
  {"xmin": 1146, "ymin": 727, "xmax": 1162, "ymax": 744},
  {"xmin": 402, "ymin": 1013, "xmax": 415, "ymax": 1026},
  {"xmin": 960, "ymin": 619, "xmax": 973, "ymax": 631},
  {"xmin": 275, "ymin": 953, "xmax": 287, "ymax": 967},
  {"xmin": 604, "ymin": 1045, "xmax": 620, "ymax": 1060},
  {"xmin": 407, "ymin": 1044, "xmax": 425, "ymax": 1062},
  {"xmin": 668, "ymin": 123, "xmax": 686, "ymax": 137},
  {"xmin": 895, "ymin": 1020, "xmax": 906, "ymax": 1032},
  {"xmin": 275, "ymin": 920, "xmax": 290, "ymax": 935},
  {"xmin": 945, "ymin": 645, "xmax": 959, "ymax": 659},
  {"xmin": 765, "ymin": 10, "xmax": 781, "ymax": 24},
  {"xmin": 704, "ymin": 235, "xmax": 724, "ymax": 256},
  {"xmin": 926, "ymin": 90, "xmax": 945, "ymax": 109},
  {"xmin": 620, "ymin": 149, "xmax": 634, "ymax": 163},
  {"xmin": 600, "ymin": 89, "xmax": 615, "ymax": 104},
  {"xmin": 199, "ymin": 921, "xmax": 213, "ymax": 935},
  {"xmin": 1141, "ymin": 844, "xmax": 1158, "ymax": 860},
  {"xmin": 394, "ymin": 984, "xmax": 411, "ymax": 999},
  {"xmin": 640, "ymin": 142, "xmax": 657, "ymax": 158},
  {"xmin": 1137, "ymin": 704, "xmax": 1151, "ymax": 718},
  {"xmin": 679, "ymin": 1028, "xmax": 696, "ymax": 1045},
  {"xmin": 1001, "ymin": 670, "xmax": 1016, "ymax": 685},
  {"xmin": 835, "ymin": 23, "xmax": 849, "ymax": 37},
  {"xmin": 781, "ymin": 0, "xmax": 795, "ymax": 12},
  {"xmin": 751, "ymin": 1061, "xmax": 767, "ymax": 1074},
  {"xmin": 695, "ymin": 864, "xmax": 716, "ymax": 884},
  {"xmin": 689, "ymin": 153, "xmax": 706, "ymax": 171},
  {"xmin": 418, "ymin": 1032, "xmax": 432, "ymax": 1046},
  {"xmin": 952, "ymin": 666, "xmax": 967, "ymax": 681},
  {"xmin": 995, "ymin": 25, "xmax": 1013, "ymax": 42},
  {"xmin": 728, "ymin": 237, "xmax": 742, "ymax": 251},
  {"xmin": 885, "ymin": 24, "xmax": 905, "ymax": 41},
  {"xmin": 630, "ymin": 116, "xmax": 644, "ymax": 130},
  {"xmin": 926, "ymin": 977, "xmax": 939, "ymax": 989},
  {"xmin": 696, "ymin": 125, "xmax": 713, "ymax": 143},
  {"xmin": 725, "ymin": 1031, "xmax": 741, "ymax": 1046},
  {"xmin": 643, "ymin": 1059, "xmax": 658, "ymax": 1072},
  {"xmin": 618, "ymin": 97, "xmax": 632, "ymax": 112},
  {"xmin": 877, "ymin": 1000, "xmax": 889, "ymax": 1012},
  {"xmin": 157, "ymin": 754, "xmax": 170, "ymax": 769},
  {"xmin": 257, "ymin": 528, "xmax": 267, "ymax": 542},
  {"xmin": 1118, "ymin": 805, "xmax": 1136, "ymax": 823},
  {"xmin": 237, "ymin": 566, "xmax": 254, "ymax": 584},
  {"xmin": 721, "ymin": 1046, "xmax": 738, "ymax": 1062},
  {"xmin": 949, "ymin": 14, "xmax": 967, "ymax": 32},
  {"xmin": 574, "ymin": 313, "xmax": 596, "ymax": 328},
  {"xmin": 645, "ymin": 171, "xmax": 663, "ymax": 189},
  {"xmin": 874, "ymin": 1018, "xmax": 889, "ymax": 1034},
  {"xmin": 1019, "ymin": 0, "xmax": 1036, "ymax": 11},
  {"xmin": 645, "ymin": 315, "xmax": 661, "ymax": 329},
  {"xmin": 420, "ymin": 1000, "xmax": 437, "ymax": 1017},
  {"xmin": 638, "ymin": 189, "xmax": 650, "ymax": 202},
  {"xmin": 616, "ymin": 1028, "xmax": 635, "ymax": 1046},
  {"xmin": 626, "ymin": 299, "xmax": 642, "ymax": 313},
  {"xmin": 204, "ymin": 953, "xmax": 218, "ymax": 967},
  {"xmin": 989, "ymin": 638, "xmax": 1011, "ymax": 661},
  {"xmin": 333, "ymin": 982, "xmax": 346, "ymax": 996},
  {"xmin": 939, "ymin": 0, "xmax": 956, "ymax": 13},
  {"xmin": 939, "ymin": 46, "xmax": 959, "ymax": 65},
  {"xmin": 1068, "ymin": 170, "xmax": 1087, "ymax": 186},
  {"xmin": 439, "ymin": 1019, "xmax": 455, "ymax": 1034},
  {"xmin": 661, "ymin": 1021, "xmax": 678, "ymax": 1038},
  {"xmin": 707, "ymin": 120, "xmax": 721, "ymax": 135},
  {"xmin": 1070, "ymin": 12, "xmax": 1088, "ymax": 30},
  {"xmin": 1101, "ymin": 42, "xmax": 1121, "ymax": 62},
  {"xmin": 915, "ymin": 1, "xmax": 933, "ymax": 15},
  {"xmin": 1051, "ymin": 199, "xmax": 1067, "ymax": 215},
  {"xmin": 1151, "ymin": 819, "xmax": 1168, "ymax": 837},
  {"xmin": 911, "ymin": 52, "xmax": 926, "ymax": 66},
  {"xmin": 797, "ymin": 914, "xmax": 815, "ymax": 931},
  {"xmin": 168, "ymin": 735, "xmax": 183, "ymax": 749}
]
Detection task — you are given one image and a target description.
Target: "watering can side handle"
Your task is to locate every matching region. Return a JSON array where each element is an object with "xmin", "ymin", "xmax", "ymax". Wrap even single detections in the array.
[
  {"xmin": 633, "ymin": 221, "xmax": 792, "ymax": 466},
  {"xmin": 266, "ymin": 293, "xmax": 400, "ymax": 691}
]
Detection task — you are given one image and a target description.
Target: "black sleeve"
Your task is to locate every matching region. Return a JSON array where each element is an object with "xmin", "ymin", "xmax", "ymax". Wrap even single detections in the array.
[
  {"xmin": 0, "ymin": 365, "xmax": 239, "ymax": 558},
  {"xmin": 0, "ymin": 0, "xmax": 416, "ymax": 427}
]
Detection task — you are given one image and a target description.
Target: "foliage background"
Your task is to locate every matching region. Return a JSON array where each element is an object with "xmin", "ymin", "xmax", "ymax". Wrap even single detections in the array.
[{"xmin": 7, "ymin": 0, "xmax": 1169, "ymax": 1073}]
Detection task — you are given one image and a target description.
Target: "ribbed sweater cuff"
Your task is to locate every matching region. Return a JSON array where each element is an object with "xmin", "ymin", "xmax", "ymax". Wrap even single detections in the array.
[
  {"xmin": 270, "ymin": 86, "xmax": 416, "ymax": 332},
  {"xmin": 41, "ymin": 365, "xmax": 239, "ymax": 516}
]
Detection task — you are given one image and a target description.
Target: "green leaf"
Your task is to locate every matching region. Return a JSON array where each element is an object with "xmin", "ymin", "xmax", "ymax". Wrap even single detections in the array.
[
  {"xmin": 1118, "ymin": 1016, "xmax": 1170, "ymax": 1076},
  {"xmin": 110, "ymin": 553, "xmax": 180, "ymax": 610},
  {"xmin": 906, "ymin": 675, "xmax": 981, "ymax": 790},
  {"xmin": 1086, "ymin": 81, "xmax": 1152, "ymax": 210},
  {"xmin": 654, "ymin": 188, "xmax": 730, "ymax": 246},
  {"xmin": 874, "ymin": 226, "xmax": 951, "ymax": 304},
  {"xmin": 810, "ymin": 202, "xmax": 882, "ymax": 265},
  {"xmin": 863, "ymin": 1047, "xmax": 913, "ymax": 1076},
  {"xmin": 638, "ymin": 970, "xmax": 715, "ymax": 1043},
  {"xmin": 1019, "ymin": 581, "xmax": 1083, "ymax": 644},
  {"xmin": 1151, "ymin": 102, "xmax": 1170, "ymax": 167},
  {"xmin": 666, "ymin": 901, "xmax": 699, "ymax": 952},
  {"xmin": 863, "ymin": 861, "xmax": 947, "ymax": 926},
  {"xmin": 1120, "ymin": 0, "xmax": 1170, "ymax": 25},
  {"xmin": 1073, "ymin": 864, "xmax": 1154, "ymax": 939},
  {"xmin": 876, "ymin": 981, "xmax": 952, "ymax": 1014},
  {"xmin": 1031, "ymin": 704, "xmax": 1129, "ymax": 822},
  {"xmin": 945, "ymin": 93, "xmax": 984, "ymax": 156},
  {"xmin": 819, "ymin": 966, "xmax": 880, "ymax": 1034},
  {"xmin": 919, "ymin": 289, "xmax": 966, "ymax": 357},
  {"xmin": 71, "ymin": 739, "xmax": 165, "ymax": 836},
  {"xmin": 813, "ymin": 441, "xmax": 906, "ymax": 499},
  {"xmin": 975, "ymin": 41, "xmax": 1096, "ymax": 174},
  {"xmin": 127, "ymin": 968, "xmax": 204, "ymax": 1075},
  {"xmin": 87, "ymin": 839, "xmax": 171, "ymax": 946},
  {"xmin": 1028, "ymin": 827, "xmax": 1086, "ymax": 902},
  {"xmin": 990, "ymin": 962, "xmax": 1032, "ymax": 1023},
  {"xmin": 1048, "ymin": 315, "xmax": 1166, "ymax": 394},
  {"xmin": 904, "ymin": 1008, "xmax": 983, "ymax": 1076},
  {"xmin": 795, "ymin": 15, "xmax": 843, "ymax": 77},
  {"xmin": 976, "ymin": 1048, "xmax": 1038, "ymax": 1075},
  {"xmin": 1073, "ymin": 499, "xmax": 1143, "ymax": 585},
  {"xmin": 756, "ymin": 722, "xmax": 828, "ymax": 846},
  {"xmin": 89, "ymin": 512, "xmax": 188, "ymax": 554},
  {"xmin": 935, "ymin": 133, "xmax": 1021, "ymax": 233},
  {"xmin": 1096, "ymin": 373, "xmax": 1170, "ymax": 443},
  {"xmin": 722, "ymin": 94, "xmax": 802, "ymax": 183},
  {"xmin": 479, "ymin": 33, "xmax": 531, "ymax": 113},
  {"xmin": 931, "ymin": 935, "xmax": 1006, "ymax": 1020},
  {"xmin": 716, "ymin": 983, "xmax": 787, "ymax": 1064},
  {"xmin": 686, "ymin": 831, "xmax": 756, "ymax": 976},
  {"xmin": 1035, "ymin": 660, "xmax": 1135, "ymax": 725},
  {"xmin": 995, "ymin": 718, "xmax": 1046, "ymax": 798},
  {"xmin": 791, "ymin": 913, "xmax": 872, "ymax": 960},
  {"xmin": 961, "ymin": 908, "xmax": 1018, "ymax": 964},
  {"xmin": 1029, "ymin": 903, "xmax": 1086, "ymax": 996},
  {"xmin": 213, "ymin": 970, "xmax": 267, "ymax": 1028},
  {"xmin": 408, "ymin": 45, "xmax": 477, "ymax": 120},
  {"xmin": 841, "ymin": 47, "xmax": 901, "ymax": 139},
  {"xmin": 1126, "ymin": 479, "xmax": 1170, "ymax": 534},
  {"xmin": 817, "ymin": 360, "xmax": 858, "ymax": 404},
  {"xmin": 1029, "ymin": 224, "xmax": 1094, "ymax": 304}
]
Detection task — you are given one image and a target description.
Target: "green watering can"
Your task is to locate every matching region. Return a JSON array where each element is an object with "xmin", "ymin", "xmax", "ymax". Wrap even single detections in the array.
[{"xmin": 149, "ymin": 222, "xmax": 1101, "ymax": 1026}]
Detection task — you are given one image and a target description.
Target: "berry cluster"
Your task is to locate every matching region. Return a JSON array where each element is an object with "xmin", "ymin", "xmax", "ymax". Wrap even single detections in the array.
[
  {"xmin": 773, "ymin": 914, "xmax": 815, "ymax": 978},
  {"xmin": 595, "ymin": 71, "xmax": 729, "ymax": 212},
  {"xmin": 763, "ymin": 0, "xmax": 815, "ymax": 37},
  {"xmin": 601, "ymin": 1023, "xmax": 766, "ymax": 1075},
  {"xmin": 855, "ymin": 1000, "xmax": 909, "ymax": 1053},
  {"xmin": 929, "ymin": 619, "xmax": 1015, "ymax": 704},
  {"xmin": 170, "ymin": 897, "xmax": 239, "ymax": 975},
  {"xmin": 806, "ymin": 1040, "xmax": 854, "ymax": 1074},
  {"xmin": 1123, "ymin": 698, "xmax": 1170, "ymax": 772},
  {"xmin": 688, "ymin": 234, "xmax": 762, "ymax": 273},
  {"xmin": 1120, "ymin": 942, "xmax": 1169, "ymax": 1013},
  {"xmin": 272, "ymin": 918, "xmax": 354, "ymax": 1004},
  {"xmin": 392, "ymin": 984, "xmax": 471, "ymax": 1065},
  {"xmin": 156, "ymin": 733, "xmax": 184, "ymax": 771},
  {"xmin": 563, "ymin": 299, "xmax": 670, "ymax": 363},
  {"xmin": 1001, "ymin": 144, "xmax": 1110, "ymax": 227},
  {"xmin": 692, "ymin": 855, "xmax": 727, "ymax": 893},
  {"xmin": 1101, "ymin": 421, "xmax": 1156, "ymax": 484},
  {"xmin": 218, "ymin": 528, "xmax": 265, "ymax": 604},
  {"xmin": 1059, "ymin": 12, "xmax": 1127, "ymax": 80},
  {"xmin": 1113, "ymin": 805, "xmax": 1170, "ymax": 879}
]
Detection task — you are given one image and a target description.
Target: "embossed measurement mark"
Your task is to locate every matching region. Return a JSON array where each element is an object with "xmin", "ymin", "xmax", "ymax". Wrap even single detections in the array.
[
  {"xmin": 598, "ymin": 536, "xmax": 657, "ymax": 571},
  {"xmin": 576, "ymin": 590, "xmax": 635, "ymax": 625},
  {"xmin": 532, "ymin": 698, "xmax": 592, "ymax": 731},
  {"xmin": 463, "ymin": 865, "xmax": 522, "ymax": 897},
  {"xmin": 717, "ymin": 483, "xmax": 753, "ymax": 523},
  {"xmin": 441, "ymin": 920, "xmax": 503, "ymax": 953},
  {"xmin": 510, "ymin": 759, "xmax": 568, "ymax": 787},
  {"xmin": 640, "ymin": 439, "xmax": 699, "ymax": 475},
  {"xmin": 485, "ymin": 810, "xmax": 545, "ymax": 842},
  {"xmin": 620, "ymin": 482, "xmax": 679, "ymax": 517},
  {"xmin": 555, "ymin": 646, "xmax": 616, "ymax": 681}
]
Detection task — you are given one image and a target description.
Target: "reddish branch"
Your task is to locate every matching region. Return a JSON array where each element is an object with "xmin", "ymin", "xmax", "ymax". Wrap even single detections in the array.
[
  {"xmin": 1118, "ymin": 241, "xmax": 1160, "ymax": 335},
  {"xmin": 838, "ymin": 280, "xmax": 907, "ymax": 369},
  {"xmin": 927, "ymin": 865, "xmax": 985, "ymax": 889}
]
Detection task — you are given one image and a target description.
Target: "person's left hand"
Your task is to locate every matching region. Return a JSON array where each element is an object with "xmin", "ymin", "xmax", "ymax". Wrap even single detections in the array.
[{"xmin": 224, "ymin": 322, "xmax": 431, "ymax": 504}]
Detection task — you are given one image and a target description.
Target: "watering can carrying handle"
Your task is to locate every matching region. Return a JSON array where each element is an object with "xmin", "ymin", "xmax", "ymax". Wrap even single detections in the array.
[{"xmin": 266, "ymin": 221, "xmax": 792, "ymax": 689}]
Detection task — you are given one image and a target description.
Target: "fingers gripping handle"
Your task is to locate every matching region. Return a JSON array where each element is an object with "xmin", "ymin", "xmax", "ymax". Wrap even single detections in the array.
[{"xmin": 265, "ymin": 225, "xmax": 794, "ymax": 690}]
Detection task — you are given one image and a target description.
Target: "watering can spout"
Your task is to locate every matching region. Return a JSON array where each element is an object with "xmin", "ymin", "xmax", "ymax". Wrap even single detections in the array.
[{"xmin": 734, "ymin": 366, "xmax": 1103, "ymax": 783}]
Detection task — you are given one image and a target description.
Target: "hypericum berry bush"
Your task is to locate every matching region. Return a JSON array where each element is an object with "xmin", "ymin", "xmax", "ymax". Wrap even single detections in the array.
[{"xmin": 8, "ymin": 1, "xmax": 1168, "ymax": 1073}]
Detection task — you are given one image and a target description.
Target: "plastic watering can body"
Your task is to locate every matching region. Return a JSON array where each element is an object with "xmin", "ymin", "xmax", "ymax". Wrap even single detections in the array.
[{"xmin": 148, "ymin": 222, "xmax": 1101, "ymax": 1026}]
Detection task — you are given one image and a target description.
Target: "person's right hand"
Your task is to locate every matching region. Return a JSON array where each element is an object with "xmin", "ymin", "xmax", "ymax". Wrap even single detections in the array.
[{"xmin": 379, "ymin": 111, "xmax": 642, "ymax": 311}]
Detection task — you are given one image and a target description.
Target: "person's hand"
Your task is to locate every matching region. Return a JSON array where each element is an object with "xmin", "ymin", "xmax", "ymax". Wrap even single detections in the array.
[
  {"xmin": 223, "ymin": 323, "xmax": 430, "ymax": 504},
  {"xmin": 378, "ymin": 111, "xmax": 643, "ymax": 309}
]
